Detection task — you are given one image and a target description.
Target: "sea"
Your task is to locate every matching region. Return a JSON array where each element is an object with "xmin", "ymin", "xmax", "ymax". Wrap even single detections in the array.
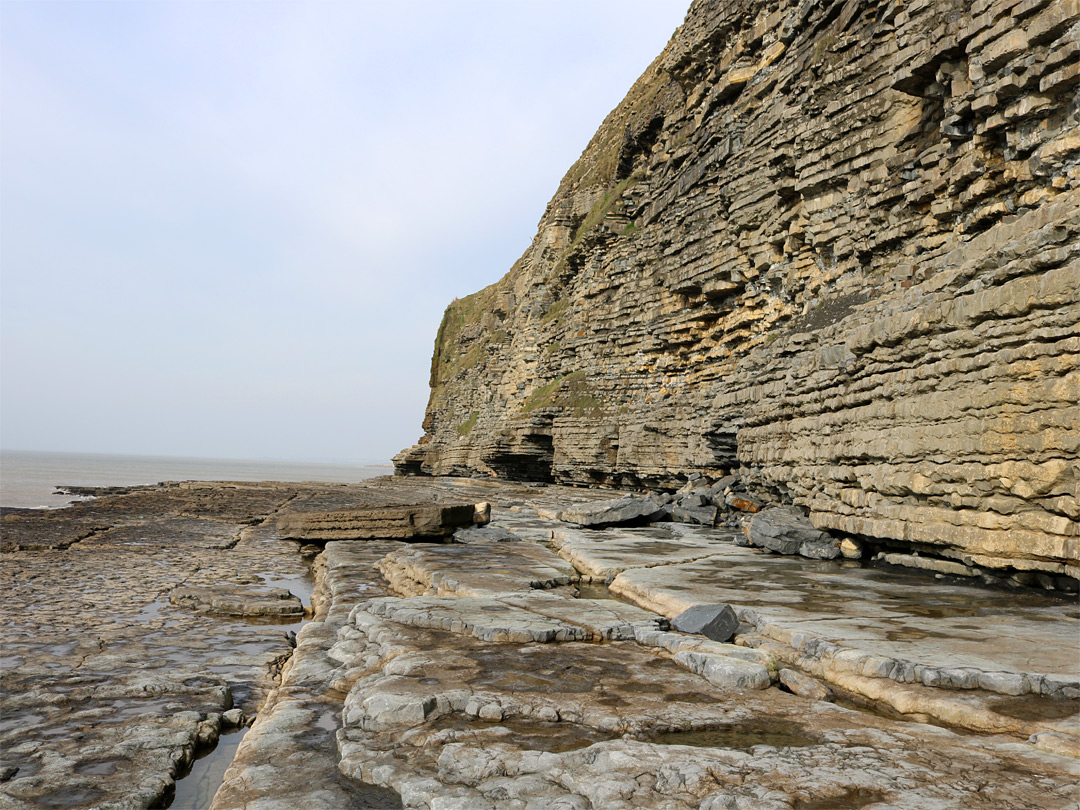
[{"xmin": 0, "ymin": 450, "xmax": 392, "ymax": 509}]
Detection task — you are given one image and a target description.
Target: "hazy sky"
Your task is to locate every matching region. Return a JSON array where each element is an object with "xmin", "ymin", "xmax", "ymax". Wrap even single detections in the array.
[{"xmin": 1, "ymin": 0, "xmax": 688, "ymax": 464}]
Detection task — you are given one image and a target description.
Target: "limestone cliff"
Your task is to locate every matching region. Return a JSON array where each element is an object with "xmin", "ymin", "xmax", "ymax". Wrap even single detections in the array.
[{"xmin": 396, "ymin": 0, "xmax": 1080, "ymax": 581}]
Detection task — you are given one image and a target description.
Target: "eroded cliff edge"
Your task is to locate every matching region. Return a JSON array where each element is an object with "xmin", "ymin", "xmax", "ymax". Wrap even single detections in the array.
[{"xmin": 395, "ymin": 0, "xmax": 1080, "ymax": 581}]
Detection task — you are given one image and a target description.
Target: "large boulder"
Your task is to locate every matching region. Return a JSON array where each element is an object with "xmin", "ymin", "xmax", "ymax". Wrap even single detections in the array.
[
  {"xmin": 558, "ymin": 496, "xmax": 661, "ymax": 527},
  {"xmin": 670, "ymin": 504, "xmax": 718, "ymax": 526},
  {"xmin": 277, "ymin": 502, "xmax": 476, "ymax": 541},
  {"xmin": 671, "ymin": 603, "xmax": 740, "ymax": 643},
  {"xmin": 746, "ymin": 507, "xmax": 840, "ymax": 559}
]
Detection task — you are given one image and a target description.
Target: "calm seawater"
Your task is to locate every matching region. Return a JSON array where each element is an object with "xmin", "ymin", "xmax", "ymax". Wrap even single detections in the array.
[{"xmin": 0, "ymin": 450, "xmax": 391, "ymax": 509}]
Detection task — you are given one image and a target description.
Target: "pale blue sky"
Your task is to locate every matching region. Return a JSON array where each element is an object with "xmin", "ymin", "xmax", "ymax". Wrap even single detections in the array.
[{"xmin": 1, "ymin": 0, "xmax": 688, "ymax": 463}]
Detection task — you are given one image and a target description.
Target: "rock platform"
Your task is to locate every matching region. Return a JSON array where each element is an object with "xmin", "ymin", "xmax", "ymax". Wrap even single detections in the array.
[{"xmin": 2, "ymin": 476, "xmax": 1077, "ymax": 809}]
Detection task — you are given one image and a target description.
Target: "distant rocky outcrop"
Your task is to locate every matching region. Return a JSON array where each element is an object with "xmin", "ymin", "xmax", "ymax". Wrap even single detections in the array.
[{"xmin": 396, "ymin": 0, "xmax": 1079, "ymax": 582}]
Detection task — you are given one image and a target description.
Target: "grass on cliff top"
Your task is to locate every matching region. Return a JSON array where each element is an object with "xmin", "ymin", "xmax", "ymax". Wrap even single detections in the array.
[
  {"xmin": 430, "ymin": 280, "xmax": 504, "ymax": 388},
  {"xmin": 558, "ymin": 58, "xmax": 667, "ymax": 193}
]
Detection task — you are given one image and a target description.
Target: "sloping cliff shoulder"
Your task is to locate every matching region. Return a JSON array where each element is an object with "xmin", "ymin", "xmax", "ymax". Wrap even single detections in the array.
[{"xmin": 395, "ymin": 0, "xmax": 1080, "ymax": 581}]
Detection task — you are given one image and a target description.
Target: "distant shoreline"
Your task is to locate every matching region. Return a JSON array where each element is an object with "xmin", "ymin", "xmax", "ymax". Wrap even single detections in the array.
[{"xmin": 0, "ymin": 450, "xmax": 392, "ymax": 509}]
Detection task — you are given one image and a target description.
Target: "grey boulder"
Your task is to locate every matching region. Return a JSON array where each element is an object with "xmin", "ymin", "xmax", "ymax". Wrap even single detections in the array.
[
  {"xmin": 671, "ymin": 504, "xmax": 718, "ymax": 526},
  {"xmin": 558, "ymin": 496, "xmax": 661, "ymax": 527},
  {"xmin": 746, "ymin": 506, "xmax": 840, "ymax": 559},
  {"xmin": 671, "ymin": 603, "xmax": 740, "ymax": 642}
]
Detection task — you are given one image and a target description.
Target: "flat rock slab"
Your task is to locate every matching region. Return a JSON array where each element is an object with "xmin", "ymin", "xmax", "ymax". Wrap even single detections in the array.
[
  {"xmin": 551, "ymin": 525, "xmax": 736, "ymax": 581},
  {"xmin": 378, "ymin": 542, "xmax": 576, "ymax": 597},
  {"xmin": 277, "ymin": 502, "xmax": 476, "ymax": 540},
  {"xmin": 169, "ymin": 585, "xmax": 304, "ymax": 617},
  {"xmin": 211, "ymin": 541, "xmax": 404, "ymax": 810},
  {"xmin": 610, "ymin": 543, "xmax": 1080, "ymax": 685},
  {"xmin": 361, "ymin": 594, "xmax": 662, "ymax": 643},
  {"xmin": 336, "ymin": 593, "xmax": 1079, "ymax": 810}
]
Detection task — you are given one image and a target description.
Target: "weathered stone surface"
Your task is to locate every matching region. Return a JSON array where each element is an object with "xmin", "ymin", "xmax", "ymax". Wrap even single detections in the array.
[
  {"xmin": 277, "ymin": 502, "xmax": 476, "ymax": 541},
  {"xmin": 557, "ymin": 495, "xmax": 660, "ymax": 527},
  {"xmin": 671, "ymin": 603, "xmax": 739, "ymax": 642},
  {"xmin": 610, "ymin": 545, "xmax": 1080, "ymax": 710},
  {"xmin": 452, "ymin": 525, "xmax": 520, "ymax": 543},
  {"xmin": 211, "ymin": 541, "xmax": 406, "ymax": 810},
  {"xmin": 169, "ymin": 585, "xmax": 304, "ymax": 618},
  {"xmin": 839, "ymin": 538, "xmax": 863, "ymax": 560},
  {"xmin": 779, "ymin": 668, "xmax": 832, "ymax": 702},
  {"xmin": 550, "ymin": 525, "xmax": 732, "ymax": 582},
  {"xmin": 0, "ymin": 482, "xmax": 317, "ymax": 810},
  {"xmin": 330, "ymin": 539, "xmax": 1077, "ymax": 809},
  {"xmin": 396, "ymin": 0, "xmax": 1080, "ymax": 581},
  {"xmin": 4, "ymin": 475, "xmax": 1077, "ymax": 809},
  {"xmin": 746, "ymin": 506, "xmax": 840, "ymax": 559},
  {"xmin": 376, "ymin": 542, "xmax": 576, "ymax": 597},
  {"xmin": 878, "ymin": 551, "xmax": 980, "ymax": 578},
  {"xmin": 472, "ymin": 502, "xmax": 491, "ymax": 525},
  {"xmin": 726, "ymin": 495, "xmax": 764, "ymax": 514},
  {"xmin": 361, "ymin": 594, "xmax": 661, "ymax": 644}
]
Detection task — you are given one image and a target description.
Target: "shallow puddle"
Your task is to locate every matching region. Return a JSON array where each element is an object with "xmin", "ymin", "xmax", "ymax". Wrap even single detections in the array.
[
  {"xmin": 35, "ymin": 785, "xmax": 104, "ymax": 809},
  {"xmin": 255, "ymin": 569, "xmax": 315, "ymax": 606},
  {"xmin": 792, "ymin": 787, "xmax": 887, "ymax": 809},
  {"xmin": 989, "ymin": 695, "xmax": 1080, "ymax": 722},
  {"xmin": 73, "ymin": 759, "xmax": 119, "ymax": 776},
  {"xmin": 164, "ymin": 727, "xmax": 246, "ymax": 809},
  {"xmin": 135, "ymin": 598, "xmax": 171, "ymax": 622},
  {"xmin": 0, "ymin": 712, "xmax": 45, "ymax": 734},
  {"xmin": 647, "ymin": 720, "xmax": 817, "ymax": 750},
  {"xmin": 575, "ymin": 581, "xmax": 617, "ymax": 600}
]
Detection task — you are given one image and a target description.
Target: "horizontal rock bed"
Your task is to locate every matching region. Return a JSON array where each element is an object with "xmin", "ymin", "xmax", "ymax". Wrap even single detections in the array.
[{"xmin": 2, "ymin": 476, "xmax": 1077, "ymax": 809}]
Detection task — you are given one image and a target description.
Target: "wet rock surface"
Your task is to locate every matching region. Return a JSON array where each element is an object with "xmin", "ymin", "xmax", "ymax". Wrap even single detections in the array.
[{"xmin": 2, "ymin": 476, "xmax": 1078, "ymax": 808}]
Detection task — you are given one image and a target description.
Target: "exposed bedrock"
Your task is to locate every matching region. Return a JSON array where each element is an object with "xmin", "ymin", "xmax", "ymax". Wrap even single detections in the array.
[{"xmin": 395, "ymin": 0, "xmax": 1080, "ymax": 579}]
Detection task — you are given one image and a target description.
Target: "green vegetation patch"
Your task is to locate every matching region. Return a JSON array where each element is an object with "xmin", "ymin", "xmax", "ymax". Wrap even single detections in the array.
[
  {"xmin": 521, "ymin": 377, "xmax": 564, "ymax": 413},
  {"xmin": 521, "ymin": 371, "xmax": 606, "ymax": 418},
  {"xmin": 541, "ymin": 299, "xmax": 570, "ymax": 325},
  {"xmin": 430, "ymin": 280, "xmax": 504, "ymax": 388},
  {"xmin": 456, "ymin": 412, "xmax": 480, "ymax": 437},
  {"xmin": 570, "ymin": 174, "xmax": 641, "ymax": 246}
]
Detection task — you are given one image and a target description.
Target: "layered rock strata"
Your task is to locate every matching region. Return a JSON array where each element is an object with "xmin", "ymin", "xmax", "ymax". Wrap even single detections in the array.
[{"xmin": 395, "ymin": 0, "xmax": 1080, "ymax": 581}]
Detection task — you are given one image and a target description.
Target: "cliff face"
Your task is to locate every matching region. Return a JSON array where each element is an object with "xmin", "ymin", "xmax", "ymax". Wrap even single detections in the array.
[{"xmin": 395, "ymin": 0, "xmax": 1080, "ymax": 580}]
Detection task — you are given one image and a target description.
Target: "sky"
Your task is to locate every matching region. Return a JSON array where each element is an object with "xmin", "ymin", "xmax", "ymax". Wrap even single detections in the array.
[{"xmin": 1, "ymin": 0, "xmax": 689, "ymax": 464}]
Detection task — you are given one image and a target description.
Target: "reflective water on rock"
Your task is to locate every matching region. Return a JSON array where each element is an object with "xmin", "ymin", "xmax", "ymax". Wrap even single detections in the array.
[
  {"xmin": 165, "ymin": 728, "xmax": 246, "ymax": 809},
  {"xmin": 647, "ymin": 720, "xmax": 817, "ymax": 750},
  {"xmin": 792, "ymin": 787, "xmax": 887, "ymax": 809},
  {"xmin": 989, "ymin": 695, "xmax": 1080, "ymax": 722},
  {"xmin": 575, "ymin": 581, "xmax": 617, "ymax": 600}
]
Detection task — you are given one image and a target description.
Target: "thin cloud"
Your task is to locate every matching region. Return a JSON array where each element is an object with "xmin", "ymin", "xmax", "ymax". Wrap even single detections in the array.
[{"xmin": 1, "ymin": 0, "xmax": 688, "ymax": 462}]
